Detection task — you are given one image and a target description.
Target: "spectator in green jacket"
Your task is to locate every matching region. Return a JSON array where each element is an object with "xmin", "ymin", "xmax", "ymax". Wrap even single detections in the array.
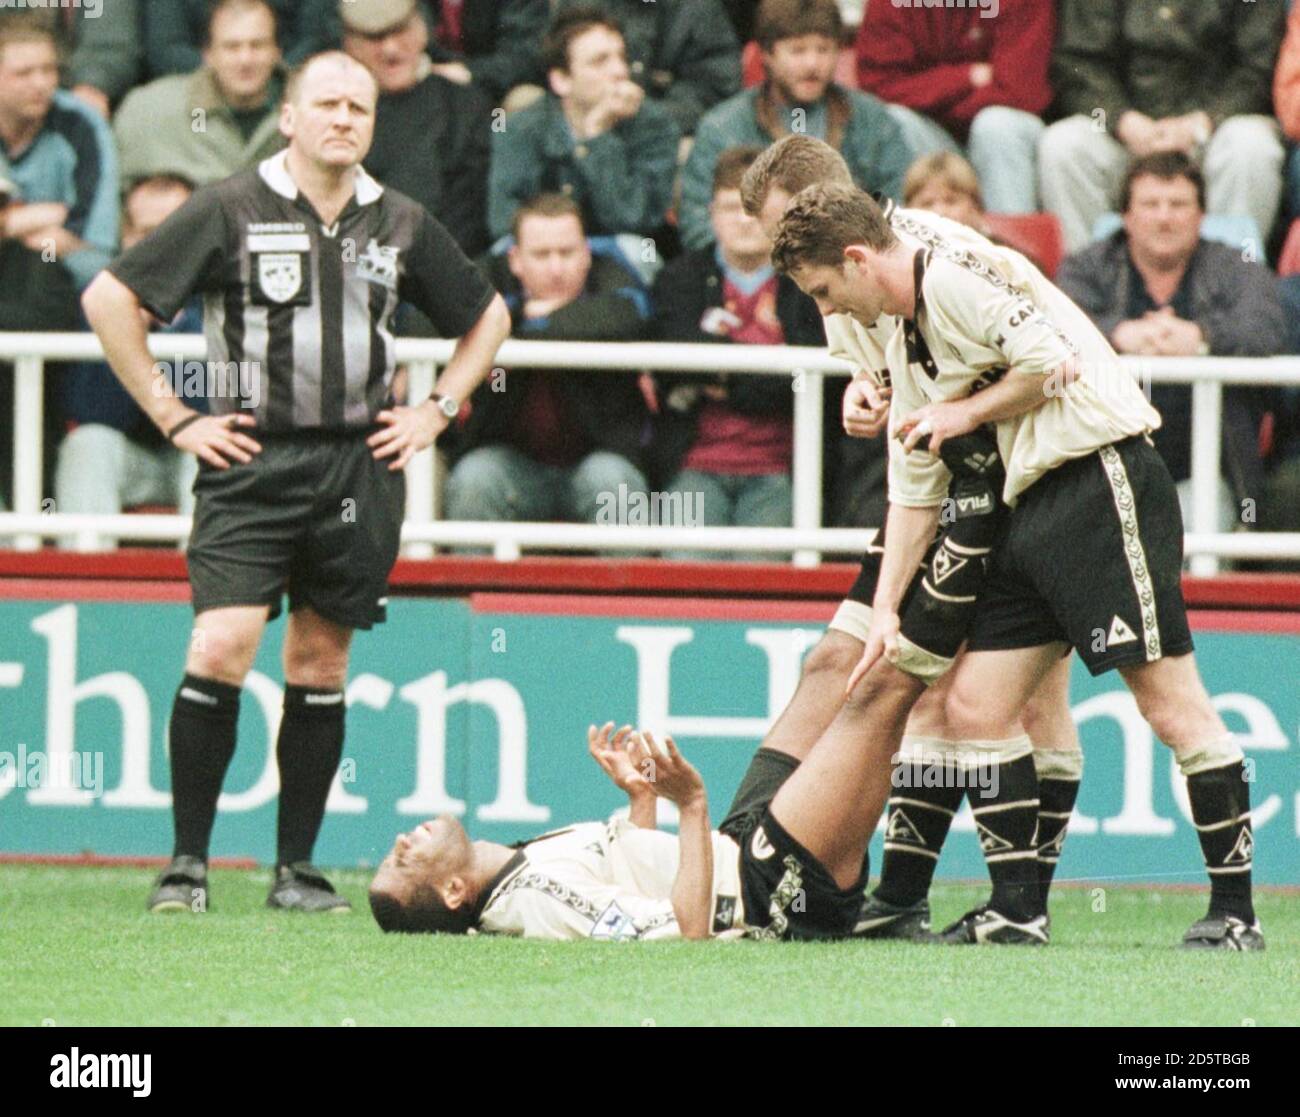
[
  {"xmin": 487, "ymin": 4, "xmax": 679, "ymax": 242},
  {"xmin": 114, "ymin": 0, "xmax": 287, "ymax": 188},
  {"xmin": 679, "ymin": 0, "xmax": 909, "ymax": 251},
  {"xmin": 1040, "ymin": 0, "xmax": 1285, "ymax": 251},
  {"xmin": 553, "ymin": 0, "xmax": 740, "ymax": 135}
]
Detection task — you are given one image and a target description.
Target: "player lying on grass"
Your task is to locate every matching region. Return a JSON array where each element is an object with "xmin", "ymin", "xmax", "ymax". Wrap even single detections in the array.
[
  {"xmin": 366, "ymin": 705, "xmax": 906, "ymax": 941},
  {"xmin": 369, "ymin": 470, "xmax": 1004, "ymax": 943}
]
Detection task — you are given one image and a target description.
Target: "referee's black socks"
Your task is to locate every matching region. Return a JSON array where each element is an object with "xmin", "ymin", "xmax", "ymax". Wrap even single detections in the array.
[
  {"xmin": 169, "ymin": 673, "xmax": 241, "ymax": 861},
  {"xmin": 1180, "ymin": 752, "xmax": 1256, "ymax": 924},
  {"xmin": 275, "ymin": 684, "xmax": 347, "ymax": 867}
]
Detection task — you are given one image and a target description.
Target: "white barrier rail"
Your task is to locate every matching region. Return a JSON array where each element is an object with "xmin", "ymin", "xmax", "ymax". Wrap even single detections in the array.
[{"xmin": 3, "ymin": 333, "xmax": 1300, "ymax": 572}]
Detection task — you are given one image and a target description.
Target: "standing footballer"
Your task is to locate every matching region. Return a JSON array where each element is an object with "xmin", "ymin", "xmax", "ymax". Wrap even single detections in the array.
[
  {"xmin": 773, "ymin": 183, "xmax": 1262, "ymax": 950},
  {"xmin": 82, "ymin": 52, "xmax": 510, "ymax": 914}
]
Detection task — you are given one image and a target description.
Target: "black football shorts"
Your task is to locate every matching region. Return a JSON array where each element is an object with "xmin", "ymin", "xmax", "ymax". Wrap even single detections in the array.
[
  {"xmin": 967, "ymin": 435, "xmax": 1193, "ymax": 675},
  {"xmin": 186, "ymin": 431, "xmax": 405, "ymax": 630}
]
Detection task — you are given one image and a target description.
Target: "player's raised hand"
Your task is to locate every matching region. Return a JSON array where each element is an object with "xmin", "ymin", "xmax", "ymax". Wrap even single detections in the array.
[
  {"xmin": 587, "ymin": 722, "xmax": 651, "ymax": 797},
  {"xmin": 368, "ymin": 404, "xmax": 448, "ymax": 472},
  {"xmin": 170, "ymin": 412, "xmax": 262, "ymax": 469},
  {"xmin": 843, "ymin": 376, "xmax": 891, "ymax": 438},
  {"xmin": 631, "ymin": 731, "xmax": 705, "ymax": 810},
  {"xmin": 846, "ymin": 608, "xmax": 900, "ymax": 696}
]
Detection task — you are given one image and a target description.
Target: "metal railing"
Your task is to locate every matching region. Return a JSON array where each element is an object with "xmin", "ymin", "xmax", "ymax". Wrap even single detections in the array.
[{"xmin": 2, "ymin": 333, "xmax": 1300, "ymax": 574}]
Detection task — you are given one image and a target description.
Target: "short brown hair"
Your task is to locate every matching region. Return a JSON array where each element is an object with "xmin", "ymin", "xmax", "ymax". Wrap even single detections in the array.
[
  {"xmin": 543, "ymin": 5, "xmax": 622, "ymax": 74},
  {"xmin": 755, "ymin": 0, "xmax": 843, "ymax": 51},
  {"xmin": 740, "ymin": 135, "xmax": 853, "ymax": 217},
  {"xmin": 712, "ymin": 145, "xmax": 765, "ymax": 197},
  {"xmin": 1121, "ymin": 151, "xmax": 1206, "ymax": 213},
  {"xmin": 903, "ymin": 151, "xmax": 983, "ymax": 211},
  {"xmin": 0, "ymin": 11, "xmax": 59, "ymax": 66},
  {"xmin": 511, "ymin": 192, "xmax": 586, "ymax": 242},
  {"xmin": 772, "ymin": 183, "xmax": 897, "ymax": 275}
]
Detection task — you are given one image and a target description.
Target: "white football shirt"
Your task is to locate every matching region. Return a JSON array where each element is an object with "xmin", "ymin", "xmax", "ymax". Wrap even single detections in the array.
[
  {"xmin": 475, "ymin": 817, "xmax": 747, "ymax": 941},
  {"xmin": 826, "ymin": 205, "xmax": 1160, "ymax": 507}
]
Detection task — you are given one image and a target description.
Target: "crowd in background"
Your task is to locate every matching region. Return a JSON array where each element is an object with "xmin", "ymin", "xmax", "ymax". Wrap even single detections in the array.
[{"xmin": 1, "ymin": 0, "xmax": 1299, "ymax": 560}]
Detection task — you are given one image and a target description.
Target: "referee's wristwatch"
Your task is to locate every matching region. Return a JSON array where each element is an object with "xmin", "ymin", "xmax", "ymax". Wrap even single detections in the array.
[{"xmin": 431, "ymin": 393, "xmax": 461, "ymax": 420}]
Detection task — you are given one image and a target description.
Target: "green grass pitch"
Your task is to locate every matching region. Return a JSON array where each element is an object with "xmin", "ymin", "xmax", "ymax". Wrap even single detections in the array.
[{"xmin": 2, "ymin": 865, "xmax": 1295, "ymax": 1027}]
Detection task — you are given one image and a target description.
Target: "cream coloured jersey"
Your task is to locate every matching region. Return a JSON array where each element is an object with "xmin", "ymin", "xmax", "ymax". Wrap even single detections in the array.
[
  {"xmin": 828, "ymin": 204, "xmax": 1160, "ymax": 507},
  {"xmin": 475, "ymin": 817, "xmax": 747, "ymax": 941}
]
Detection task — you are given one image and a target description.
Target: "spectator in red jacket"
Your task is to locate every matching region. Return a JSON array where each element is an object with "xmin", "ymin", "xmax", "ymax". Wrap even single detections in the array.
[{"xmin": 855, "ymin": 0, "xmax": 1052, "ymax": 214}]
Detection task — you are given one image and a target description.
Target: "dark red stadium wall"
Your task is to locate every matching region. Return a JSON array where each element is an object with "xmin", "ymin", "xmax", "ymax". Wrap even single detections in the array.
[{"xmin": 0, "ymin": 552, "xmax": 1299, "ymax": 615}]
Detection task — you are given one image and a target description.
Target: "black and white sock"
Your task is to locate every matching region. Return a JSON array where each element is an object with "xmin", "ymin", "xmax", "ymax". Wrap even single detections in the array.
[
  {"xmin": 1180, "ymin": 750, "xmax": 1255, "ymax": 924},
  {"xmin": 967, "ymin": 739, "xmax": 1041, "ymax": 923},
  {"xmin": 1033, "ymin": 748, "xmax": 1083, "ymax": 907},
  {"xmin": 275, "ymin": 685, "xmax": 346, "ymax": 867},
  {"xmin": 873, "ymin": 738, "xmax": 965, "ymax": 908},
  {"xmin": 168, "ymin": 673, "xmax": 241, "ymax": 861}
]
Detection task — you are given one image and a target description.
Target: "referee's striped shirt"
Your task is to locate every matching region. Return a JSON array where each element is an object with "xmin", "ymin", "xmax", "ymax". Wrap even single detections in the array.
[{"xmin": 109, "ymin": 151, "xmax": 497, "ymax": 433}]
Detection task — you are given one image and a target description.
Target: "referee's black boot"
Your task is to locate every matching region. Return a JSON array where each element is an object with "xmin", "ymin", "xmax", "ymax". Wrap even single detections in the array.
[
  {"xmin": 267, "ymin": 862, "xmax": 352, "ymax": 913},
  {"xmin": 147, "ymin": 855, "xmax": 209, "ymax": 914}
]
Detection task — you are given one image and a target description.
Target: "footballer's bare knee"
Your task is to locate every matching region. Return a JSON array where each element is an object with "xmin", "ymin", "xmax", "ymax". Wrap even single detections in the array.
[
  {"xmin": 802, "ymin": 628, "xmax": 863, "ymax": 684},
  {"xmin": 1121, "ymin": 655, "xmax": 1224, "ymax": 750}
]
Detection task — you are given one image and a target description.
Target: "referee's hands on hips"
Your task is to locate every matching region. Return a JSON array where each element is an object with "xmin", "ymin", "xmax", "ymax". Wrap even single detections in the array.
[
  {"xmin": 168, "ymin": 412, "xmax": 262, "ymax": 469},
  {"xmin": 367, "ymin": 402, "xmax": 449, "ymax": 472}
]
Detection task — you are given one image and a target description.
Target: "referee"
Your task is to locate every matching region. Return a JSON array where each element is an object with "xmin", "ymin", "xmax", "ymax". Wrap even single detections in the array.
[{"xmin": 82, "ymin": 52, "xmax": 510, "ymax": 914}]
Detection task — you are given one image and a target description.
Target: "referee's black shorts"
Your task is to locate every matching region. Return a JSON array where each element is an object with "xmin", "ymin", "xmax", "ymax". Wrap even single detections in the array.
[
  {"xmin": 967, "ymin": 435, "xmax": 1193, "ymax": 675},
  {"xmin": 186, "ymin": 431, "xmax": 405, "ymax": 631}
]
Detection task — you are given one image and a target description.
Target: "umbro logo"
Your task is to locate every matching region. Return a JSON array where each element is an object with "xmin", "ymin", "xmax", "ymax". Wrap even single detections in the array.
[{"xmin": 1108, "ymin": 615, "xmax": 1138, "ymax": 646}]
